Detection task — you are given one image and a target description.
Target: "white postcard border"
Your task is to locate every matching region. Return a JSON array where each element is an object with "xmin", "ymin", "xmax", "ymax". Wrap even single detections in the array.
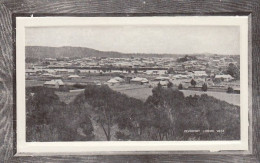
[{"xmin": 16, "ymin": 16, "xmax": 249, "ymax": 154}]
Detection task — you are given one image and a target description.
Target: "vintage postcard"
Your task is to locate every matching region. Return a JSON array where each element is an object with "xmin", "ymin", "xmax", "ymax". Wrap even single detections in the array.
[{"xmin": 16, "ymin": 16, "xmax": 249, "ymax": 154}]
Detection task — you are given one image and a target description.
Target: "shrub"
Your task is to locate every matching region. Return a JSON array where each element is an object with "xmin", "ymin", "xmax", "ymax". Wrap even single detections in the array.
[
  {"xmin": 227, "ymin": 87, "xmax": 234, "ymax": 93},
  {"xmin": 201, "ymin": 83, "xmax": 207, "ymax": 92},
  {"xmin": 191, "ymin": 79, "xmax": 196, "ymax": 87},
  {"xmin": 178, "ymin": 84, "xmax": 183, "ymax": 90},
  {"xmin": 167, "ymin": 81, "xmax": 173, "ymax": 88}
]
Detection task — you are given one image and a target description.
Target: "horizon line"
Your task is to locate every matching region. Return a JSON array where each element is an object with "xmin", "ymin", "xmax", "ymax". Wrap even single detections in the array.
[{"xmin": 25, "ymin": 45, "xmax": 240, "ymax": 56}]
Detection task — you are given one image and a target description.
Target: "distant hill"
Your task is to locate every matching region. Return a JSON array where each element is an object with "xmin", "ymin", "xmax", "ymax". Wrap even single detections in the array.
[{"xmin": 25, "ymin": 46, "xmax": 183, "ymax": 59}]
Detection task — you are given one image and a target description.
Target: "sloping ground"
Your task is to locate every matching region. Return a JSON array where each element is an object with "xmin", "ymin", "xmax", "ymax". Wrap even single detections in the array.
[
  {"xmin": 110, "ymin": 84, "xmax": 240, "ymax": 106},
  {"xmin": 110, "ymin": 84, "xmax": 153, "ymax": 101}
]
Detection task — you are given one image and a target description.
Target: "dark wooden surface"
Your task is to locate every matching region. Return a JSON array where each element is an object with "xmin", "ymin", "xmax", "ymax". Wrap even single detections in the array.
[{"xmin": 0, "ymin": 0, "xmax": 260, "ymax": 162}]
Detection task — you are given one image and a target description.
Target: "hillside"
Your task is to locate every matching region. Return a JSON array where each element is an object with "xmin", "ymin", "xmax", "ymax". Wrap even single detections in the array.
[{"xmin": 25, "ymin": 46, "xmax": 183, "ymax": 59}]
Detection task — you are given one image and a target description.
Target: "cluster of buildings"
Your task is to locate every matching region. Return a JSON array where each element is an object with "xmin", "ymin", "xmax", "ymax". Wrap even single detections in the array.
[{"xmin": 26, "ymin": 54, "xmax": 240, "ymax": 92}]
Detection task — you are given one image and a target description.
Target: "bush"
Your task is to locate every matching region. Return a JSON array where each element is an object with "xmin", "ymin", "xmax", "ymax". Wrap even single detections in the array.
[
  {"xmin": 167, "ymin": 81, "xmax": 173, "ymax": 88},
  {"xmin": 191, "ymin": 79, "xmax": 196, "ymax": 87},
  {"xmin": 227, "ymin": 87, "xmax": 234, "ymax": 93},
  {"xmin": 201, "ymin": 83, "xmax": 207, "ymax": 92},
  {"xmin": 178, "ymin": 84, "xmax": 183, "ymax": 90},
  {"xmin": 26, "ymin": 86, "xmax": 94, "ymax": 141}
]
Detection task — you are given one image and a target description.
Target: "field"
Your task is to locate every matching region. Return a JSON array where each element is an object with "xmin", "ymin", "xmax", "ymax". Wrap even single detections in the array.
[
  {"xmin": 28, "ymin": 77, "xmax": 240, "ymax": 106},
  {"xmin": 110, "ymin": 84, "xmax": 240, "ymax": 106},
  {"xmin": 109, "ymin": 84, "xmax": 153, "ymax": 101},
  {"xmin": 180, "ymin": 90, "xmax": 240, "ymax": 106}
]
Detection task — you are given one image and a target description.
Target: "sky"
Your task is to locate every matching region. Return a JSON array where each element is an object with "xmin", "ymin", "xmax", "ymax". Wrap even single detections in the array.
[{"xmin": 25, "ymin": 25, "xmax": 240, "ymax": 55}]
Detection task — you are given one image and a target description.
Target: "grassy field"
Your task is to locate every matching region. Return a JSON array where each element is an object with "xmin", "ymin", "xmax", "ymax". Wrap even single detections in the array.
[
  {"xmin": 110, "ymin": 84, "xmax": 240, "ymax": 106},
  {"xmin": 180, "ymin": 90, "xmax": 240, "ymax": 106},
  {"xmin": 110, "ymin": 84, "xmax": 153, "ymax": 101}
]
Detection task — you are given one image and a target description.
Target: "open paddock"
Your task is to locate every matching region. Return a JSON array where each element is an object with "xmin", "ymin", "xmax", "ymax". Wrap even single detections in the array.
[
  {"xmin": 110, "ymin": 84, "xmax": 240, "ymax": 106},
  {"xmin": 110, "ymin": 84, "xmax": 153, "ymax": 101}
]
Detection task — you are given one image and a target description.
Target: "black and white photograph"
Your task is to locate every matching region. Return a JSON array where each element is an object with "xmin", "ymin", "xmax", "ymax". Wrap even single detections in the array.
[
  {"xmin": 16, "ymin": 17, "xmax": 249, "ymax": 152},
  {"xmin": 3, "ymin": 0, "xmax": 260, "ymax": 162}
]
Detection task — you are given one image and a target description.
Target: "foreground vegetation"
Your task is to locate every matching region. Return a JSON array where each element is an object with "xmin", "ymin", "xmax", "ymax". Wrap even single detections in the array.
[{"xmin": 26, "ymin": 84, "xmax": 240, "ymax": 141}]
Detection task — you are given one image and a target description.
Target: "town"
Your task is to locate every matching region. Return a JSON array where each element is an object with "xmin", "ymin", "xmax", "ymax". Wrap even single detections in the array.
[{"xmin": 26, "ymin": 54, "xmax": 240, "ymax": 106}]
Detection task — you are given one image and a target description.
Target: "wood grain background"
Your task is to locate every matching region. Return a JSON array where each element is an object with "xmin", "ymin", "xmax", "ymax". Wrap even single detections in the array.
[{"xmin": 0, "ymin": 0, "xmax": 259, "ymax": 162}]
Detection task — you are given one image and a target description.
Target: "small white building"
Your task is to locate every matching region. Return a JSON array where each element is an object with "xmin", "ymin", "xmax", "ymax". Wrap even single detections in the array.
[
  {"xmin": 107, "ymin": 77, "xmax": 125, "ymax": 84},
  {"xmin": 44, "ymin": 79, "xmax": 65, "ymax": 88},
  {"xmin": 113, "ymin": 77, "xmax": 125, "ymax": 82},
  {"xmin": 215, "ymin": 74, "xmax": 234, "ymax": 82},
  {"xmin": 68, "ymin": 75, "xmax": 80, "ymax": 79},
  {"xmin": 130, "ymin": 77, "xmax": 149, "ymax": 85},
  {"xmin": 173, "ymin": 74, "xmax": 190, "ymax": 79},
  {"xmin": 42, "ymin": 73, "xmax": 55, "ymax": 77},
  {"xmin": 107, "ymin": 79, "xmax": 120, "ymax": 85},
  {"xmin": 159, "ymin": 80, "xmax": 169, "ymax": 87},
  {"xmin": 193, "ymin": 71, "xmax": 208, "ymax": 78},
  {"xmin": 155, "ymin": 76, "xmax": 170, "ymax": 81}
]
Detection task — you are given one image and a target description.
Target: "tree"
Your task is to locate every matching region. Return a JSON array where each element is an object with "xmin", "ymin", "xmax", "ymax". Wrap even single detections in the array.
[
  {"xmin": 191, "ymin": 79, "xmax": 196, "ymax": 88},
  {"xmin": 201, "ymin": 83, "xmax": 207, "ymax": 92},
  {"xmin": 145, "ymin": 86, "xmax": 186, "ymax": 140},
  {"xmin": 26, "ymin": 87, "xmax": 62, "ymax": 125},
  {"xmin": 226, "ymin": 63, "xmax": 240, "ymax": 80},
  {"xmin": 178, "ymin": 84, "xmax": 183, "ymax": 90},
  {"xmin": 82, "ymin": 85, "xmax": 144, "ymax": 141},
  {"xmin": 167, "ymin": 81, "xmax": 173, "ymax": 88},
  {"xmin": 74, "ymin": 84, "xmax": 240, "ymax": 141},
  {"xmin": 26, "ymin": 86, "xmax": 95, "ymax": 142},
  {"xmin": 227, "ymin": 87, "xmax": 234, "ymax": 93},
  {"xmin": 157, "ymin": 82, "xmax": 162, "ymax": 89}
]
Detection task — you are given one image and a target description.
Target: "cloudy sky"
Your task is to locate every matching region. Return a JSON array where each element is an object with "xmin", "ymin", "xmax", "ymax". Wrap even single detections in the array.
[{"xmin": 25, "ymin": 25, "xmax": 240, "ymax": 55}]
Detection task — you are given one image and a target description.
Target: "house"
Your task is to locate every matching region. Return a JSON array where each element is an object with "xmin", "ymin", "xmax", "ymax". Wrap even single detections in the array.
[
  {"xmin": 173, "ymin": 74, "xmax": 190, "ymax": 79},
  {"xmin": 107, "ymin": 79, "xmax": 120, "ymax": 85},
  {"xmin": 215, "ymin": 74, "xmax": 234, "ymax": 82},
  {"xmin": 41, "ymin": 73, "xmax": 55, "ymax": 77},
  {"xmin": 130, "ymin": 77, "xmax": 149, "ymax": 85},
  {"xmin": 45, "ymin": 58, "xmax": 57, "ymax": 61},
  {"xmin": 107, "ymin": 77, "xmax": 125, "ymax": 84},
  {"xmin": 56, "ymin": 69, "xmax": 69, "ymax": 74},
  {"xmin": 113, "ymin": 77, "xmax": 125, "ymax": 82},
  {"xmin": 44, "ymin": 79, "xmax": 65, "ymax": 88},
  {"xmin": 155, "ymin": 76, "xmax": 170, "ymax": 81},
  {"xmin": 68, "ymin": 75, "xmax": 80, "ymax": 79},
  {"xmin": 159, "ymin": 80, "xmax": 169, "ymax": 87},
  {"xmin": 193, "ymin": 71, "xmax": 208, "ymax": 78}
]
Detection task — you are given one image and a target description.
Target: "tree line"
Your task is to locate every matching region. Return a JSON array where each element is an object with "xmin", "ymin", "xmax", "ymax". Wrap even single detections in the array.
[{"xmin": 26, "ymin": 84, "xmax": 240, "ymax": 141}]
